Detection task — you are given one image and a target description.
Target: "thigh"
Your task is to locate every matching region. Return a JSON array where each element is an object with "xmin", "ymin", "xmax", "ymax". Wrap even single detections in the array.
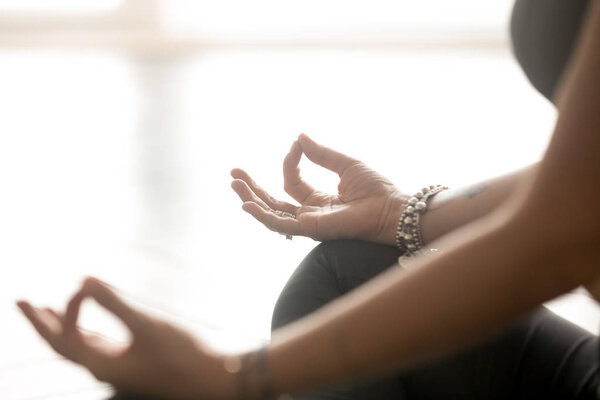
[
  {"xmin": 271, "ymin": 240, "xmax": 403, "ymax": 331},
  {"xmin": 272, "ymin": 240, "xmax": 406, "ymax": 400},
  {"xmin": 400, "ymin": 307, "xmax": 599, "ymax": 400}
]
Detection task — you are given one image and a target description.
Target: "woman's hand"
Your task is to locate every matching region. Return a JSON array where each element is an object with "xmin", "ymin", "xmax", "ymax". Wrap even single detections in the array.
[
  {"xmin": 16, "ymin": 278, "xmax": 233, "ymax": 400},
  {"xmin": 231, "ymin": 134, "xmax": 405, "ymax": 245}
]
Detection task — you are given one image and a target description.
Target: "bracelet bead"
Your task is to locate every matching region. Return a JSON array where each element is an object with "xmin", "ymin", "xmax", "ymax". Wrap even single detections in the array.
[{"xmin": 395, "ymin": 185, "xmax": 448, "ymax": 255}]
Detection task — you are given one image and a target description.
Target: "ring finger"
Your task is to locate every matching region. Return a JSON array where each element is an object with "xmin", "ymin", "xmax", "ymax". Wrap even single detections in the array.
[{"xmin": 231, "ymin": 179, "xmax": 273, "ymax": 211}]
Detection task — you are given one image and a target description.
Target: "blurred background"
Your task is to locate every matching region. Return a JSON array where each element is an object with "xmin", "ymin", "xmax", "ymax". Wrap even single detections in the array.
[{"xmin": 0, "ymin": 1, "xmax": 593, "ymax": 399}]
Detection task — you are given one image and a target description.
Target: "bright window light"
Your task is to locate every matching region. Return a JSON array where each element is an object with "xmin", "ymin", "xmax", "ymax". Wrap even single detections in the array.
[
  {"xmin": 160, "ymin": 0, "xmax": 514, "ymax": 39},
  {"xmin": 0, "ymin": 0, "xmax": 122, "ymax": 14}
]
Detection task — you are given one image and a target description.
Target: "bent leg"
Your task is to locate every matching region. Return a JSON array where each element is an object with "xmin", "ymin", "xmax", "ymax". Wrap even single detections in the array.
[{"xmin": 271, "ymin": 240, "xmax": 408, "ymax": 400}]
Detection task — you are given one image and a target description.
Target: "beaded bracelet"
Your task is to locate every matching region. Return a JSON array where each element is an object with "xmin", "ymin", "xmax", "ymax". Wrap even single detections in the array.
[
  {"xmin": 398, "ymin": 248, "xmax": 441, "ymax": 270},
  {"xmin": 395, "ymin": 184, "xmax": 448, "ymax": 255}
]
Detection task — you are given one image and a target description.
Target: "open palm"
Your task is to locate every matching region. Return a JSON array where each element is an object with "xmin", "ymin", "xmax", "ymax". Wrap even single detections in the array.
[{"xmin": 231, "ymin": 134, "xmax": 405, "ymax": 245}]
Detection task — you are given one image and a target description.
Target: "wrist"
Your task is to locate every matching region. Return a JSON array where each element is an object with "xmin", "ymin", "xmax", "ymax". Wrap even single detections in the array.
[
  {"xmin": 379, "ymin": 191, "xmax": 408, "ymax": 246},
  {"xmin": 394, "ymin": 185, "xmax": 449, "ymax": 254},
  {"xmin": 193, "ymin": 353, "xmax": 238, "ymax": 400},
  {"xmin": 221, "ymin": 347, "xmax": 273, "ymax": 400}
]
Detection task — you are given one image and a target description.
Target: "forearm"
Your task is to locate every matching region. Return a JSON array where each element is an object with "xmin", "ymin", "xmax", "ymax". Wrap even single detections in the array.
[
  {"xmin": 379, "ymin": 165, "xmax": 536, "ymax": 247},
  {"xmin": 266, "ymin": 205, "xmax": 591, "ymax": 396},
  {"xmin": 421, "ymin": 164, "xmax": 536, "ymax": 244}
]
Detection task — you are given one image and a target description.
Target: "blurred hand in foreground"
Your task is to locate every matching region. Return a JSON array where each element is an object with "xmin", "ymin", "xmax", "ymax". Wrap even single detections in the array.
[{"xmin": 17, "ymin": 278, "xmax": 232, "ymax": 400}]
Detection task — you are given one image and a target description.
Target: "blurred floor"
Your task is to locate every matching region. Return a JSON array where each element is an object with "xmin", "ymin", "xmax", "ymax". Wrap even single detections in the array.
[{"xmin": 0, "ymin": 46, "xmax": 595, "ymax": 399}]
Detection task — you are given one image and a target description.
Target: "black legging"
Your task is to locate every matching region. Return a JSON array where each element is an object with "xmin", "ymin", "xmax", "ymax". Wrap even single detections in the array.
[{"xmin": 271, "ymin": 240, "xmax": 600, "ymax": 400}]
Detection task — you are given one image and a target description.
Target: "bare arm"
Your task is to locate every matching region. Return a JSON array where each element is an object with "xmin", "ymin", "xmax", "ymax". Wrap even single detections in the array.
[
  {"xmin": 233, "ymin": 133, "xmax": 539, "ymax": 248},
  {"xmin": 266, "ymin": 1, "xmax": 600, "ymax": 396},
  {"xmin": 419, "ymin": 164, "xmax": 536, "ymax": 244}
]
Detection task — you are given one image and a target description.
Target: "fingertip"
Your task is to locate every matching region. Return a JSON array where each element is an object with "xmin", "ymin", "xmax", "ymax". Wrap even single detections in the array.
[
  {"xmin": 16, "ymin": 301, "xmax": 36, "ymax": 321},
  {"xmin": 298, "ymin": 133, "xmax": 312, "ymax": 143},
  {"xmin": 83, "ymin": 276, "xmax": 97, "ymax": 289},
  {"xmin": 242, "ymin": 201, "xmax": 258, "ymax": 213},
  {"xmin": 82, "ymin": 276, "xmax": 109, "ymax": 296},
  {"xmin": 231, "ymin": 179, "xmax": 251, "ymax": 196},
  {"xmin": 231, "ymin": 168, "xmax": 253, "ymax": 183},
  {"xmin": 16, "ymin": 300, "xmax": 28, "ymax": 311},
  {"xmin": 297, "ymin": 134, "xmax": 318, "ymax": 153}
]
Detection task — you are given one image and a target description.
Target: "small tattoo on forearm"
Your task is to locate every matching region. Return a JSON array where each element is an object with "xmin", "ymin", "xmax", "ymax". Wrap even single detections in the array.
[
  {"xmin": 463, "ymin": 182, "xmax": 488, "ymax": 199},
  {"xmin": 427, "ymin": 182, "xmax": 489, "ymax": 211}
]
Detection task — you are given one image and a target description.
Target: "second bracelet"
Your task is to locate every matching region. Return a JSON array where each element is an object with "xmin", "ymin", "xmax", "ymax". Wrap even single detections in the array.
[{"xmin": 395, "ymin": 184, "xmax": 448, "ymax": 255}]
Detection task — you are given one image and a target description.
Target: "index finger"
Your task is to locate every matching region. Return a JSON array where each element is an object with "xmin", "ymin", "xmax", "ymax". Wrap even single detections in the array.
[{"xmin": 298, "ymin": 133, "xmax": 358, "ymax": 176}]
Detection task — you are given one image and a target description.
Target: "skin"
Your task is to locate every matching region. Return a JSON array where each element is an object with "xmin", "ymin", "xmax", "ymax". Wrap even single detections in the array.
[
  {"xmin": 17, "ymin": 1, "xmax": 600, "ymax": 398},
  {"xmin": 231, "ymin": 134, "xmax": 538, "ymax": 246},
  {"xmin": 231, "ymin": 134, "xmax": 405, "ymax": 245}
]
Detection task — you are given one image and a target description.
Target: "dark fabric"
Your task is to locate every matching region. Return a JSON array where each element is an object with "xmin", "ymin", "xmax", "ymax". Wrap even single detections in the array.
[
  {"xmin": 271, "ymin": 240, "xmax": 408, "ymax": 400},
  {"xmin": 510, "ymin": 0, "xmax": 591, "ymax": 103},
  {"xmin": 272, "ymin": 240, "xmax": 600, "ymax": 400}
]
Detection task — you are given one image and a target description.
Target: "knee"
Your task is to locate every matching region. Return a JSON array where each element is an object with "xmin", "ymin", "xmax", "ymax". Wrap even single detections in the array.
[
  {"xmin": 271, "ymin": 241, "xmax": 342, "ymax": 331},
  {"xmin": 310, "ymin": 239, "xmax": 401, "ymax": 278},
  {"xmin": 271, "ymin": 240, "xmax": 401, "ymax": 331}
]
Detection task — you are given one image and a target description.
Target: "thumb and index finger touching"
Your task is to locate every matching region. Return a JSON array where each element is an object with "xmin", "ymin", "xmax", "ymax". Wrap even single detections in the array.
[
  {"xmin": 283, "ymin": 133, "xmax": 357, "ymax": 203},
  {"xmin": 59, "ymin": 277, "xmax": 147, "ymax": 341},
  {"xmin": 17, "ymin": 277, "xmax": 144, "ymax": 369},
  {"xmin": 17, "ymin": 278, "xmax": 142, "ymax": 335},
  {"xmin": 65, "ymin": 278, "xmax": 148, "ymax": 369},
  {"xmin": 297, "ymin": 133, "xmax": 358, "ymax": 177},
  {"xmin": 76, "ymin": 277, "xmax": 147, "ymax": 332}
]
